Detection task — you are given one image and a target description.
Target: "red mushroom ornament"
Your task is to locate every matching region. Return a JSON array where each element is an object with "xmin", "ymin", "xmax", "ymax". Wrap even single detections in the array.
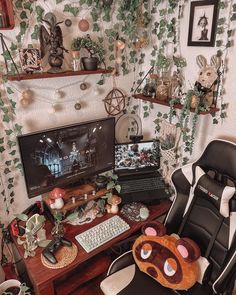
[{"xmin": 49, "ymin": 187, "xmax": 66, "ymax": 210}]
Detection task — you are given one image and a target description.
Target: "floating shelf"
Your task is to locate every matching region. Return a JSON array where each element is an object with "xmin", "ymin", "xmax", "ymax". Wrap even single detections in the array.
[
  {"xmin": 133, "ymin": 94, "xmax": 219, "ymax": 115},
  {"xmin": 5, "ymin": 69, "xmax": 112, "ymax": 81}
]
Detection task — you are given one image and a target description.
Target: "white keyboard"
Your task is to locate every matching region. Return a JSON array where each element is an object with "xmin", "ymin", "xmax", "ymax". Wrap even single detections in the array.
[{"xmin": 75, "ymin": 215, "xmax": 130, "ymax": 253}]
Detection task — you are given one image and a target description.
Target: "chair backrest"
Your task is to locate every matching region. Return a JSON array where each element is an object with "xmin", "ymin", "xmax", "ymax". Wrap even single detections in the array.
[{"xmin": 165, "ymin": 139, "xmax": 236, "ymax": 294}]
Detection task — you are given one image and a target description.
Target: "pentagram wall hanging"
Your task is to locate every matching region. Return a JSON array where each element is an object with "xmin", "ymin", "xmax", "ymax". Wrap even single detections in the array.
[{"xmin": 103, "ymin": 87, "xmax": 126, "ymax": 116}]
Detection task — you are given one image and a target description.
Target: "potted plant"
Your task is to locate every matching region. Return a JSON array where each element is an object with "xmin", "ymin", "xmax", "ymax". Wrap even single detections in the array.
[{"xmin": 71, "ymin": 35, "xmax": 105, "ymax": 70}]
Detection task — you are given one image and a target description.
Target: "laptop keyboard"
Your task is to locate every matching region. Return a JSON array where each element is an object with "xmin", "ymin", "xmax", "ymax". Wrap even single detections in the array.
[{"xmin": 119, "ymin": 176, "xmax": 166, "ymax": 194}]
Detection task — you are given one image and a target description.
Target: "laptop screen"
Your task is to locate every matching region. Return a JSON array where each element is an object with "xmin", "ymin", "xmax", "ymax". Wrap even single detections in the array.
[{"xmin": 114, "ymin": 140, "xmax": 160, "ymax": 176}]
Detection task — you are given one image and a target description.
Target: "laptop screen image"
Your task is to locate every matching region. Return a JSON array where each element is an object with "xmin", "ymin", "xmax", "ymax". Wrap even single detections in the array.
[{"xmin": 114, "ymin": 140, "xmax": 160, "ymax": 176}]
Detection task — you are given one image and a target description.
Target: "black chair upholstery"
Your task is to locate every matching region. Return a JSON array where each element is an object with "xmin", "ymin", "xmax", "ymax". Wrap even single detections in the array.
[{"xmin": 100, "ymin": 139, "xmax": 236, "ymax": 295}]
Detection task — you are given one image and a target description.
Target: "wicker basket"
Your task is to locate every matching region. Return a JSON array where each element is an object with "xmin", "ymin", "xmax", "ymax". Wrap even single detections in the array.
[{"xmin": 159, "ymin": 120, "xmax": 181, "ymax": 183}]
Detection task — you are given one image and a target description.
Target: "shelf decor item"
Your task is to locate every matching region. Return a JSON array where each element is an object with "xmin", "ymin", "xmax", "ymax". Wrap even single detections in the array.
[
  {"xmin": 39, "ymin": 12, "xmax": 68, "ymax": 73},
  {"xmin": 71, "ymin": 34, "xmax": 105, "ymax": 70},
  {"xmin": 19, "ymin": 48, "xmax": 42, "ymax": 74},
  {"xmin": 187, "ymin": 0, "xmax": 219, "ymax": 47}
]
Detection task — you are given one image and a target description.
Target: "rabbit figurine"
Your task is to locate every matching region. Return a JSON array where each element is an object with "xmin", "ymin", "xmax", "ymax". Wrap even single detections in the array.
[{"xmin": 195, "ymin": 55, "xmax": 221, "ymax": 107}]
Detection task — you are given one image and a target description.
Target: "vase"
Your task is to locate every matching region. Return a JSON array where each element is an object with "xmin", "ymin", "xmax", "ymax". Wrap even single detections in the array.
[
  {"xmin": 142, "ymin": 78, "xmax": 157, "ymax": 98},
  {"xmin": 156, "ymin": 72, "xmax": 170, "ymax": 101},
  {"xmin": 51, "ymin": 221, "xmax": 64, "ymax": 237},
  {"xmin": 81, "ymin": 57, "xmax": 98, "ymax": 71}
]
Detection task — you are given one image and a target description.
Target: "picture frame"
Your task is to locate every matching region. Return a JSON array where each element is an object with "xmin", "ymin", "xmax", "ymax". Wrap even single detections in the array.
[
  {"xmin": 187, "ymin": 0, "xmax": 219, "ymax": 47},
  {"xmin": 19, "ymin": 48, "xmax": 42, "ymax": 74}
]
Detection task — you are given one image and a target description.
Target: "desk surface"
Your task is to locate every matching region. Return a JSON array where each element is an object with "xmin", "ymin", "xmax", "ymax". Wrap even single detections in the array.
[{"xmin": 13, "ymin": 200, "xmax": 171, "ymax": 294}]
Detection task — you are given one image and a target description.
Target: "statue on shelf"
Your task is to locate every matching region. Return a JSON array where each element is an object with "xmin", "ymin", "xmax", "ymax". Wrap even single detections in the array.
[{"xmin": 39, "ymin": 12, "xmax": 68, "ymax": 73}]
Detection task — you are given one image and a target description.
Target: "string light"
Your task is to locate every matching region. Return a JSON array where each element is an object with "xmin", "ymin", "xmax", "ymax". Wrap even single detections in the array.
[{"xmin": 6, "ymin": 77, "xmax": 93, "ymax": 113}]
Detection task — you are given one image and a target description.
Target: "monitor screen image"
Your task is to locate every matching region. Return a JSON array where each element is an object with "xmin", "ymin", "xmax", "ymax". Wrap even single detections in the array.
[{"xmin": 18, "ymin": 117, "xmax": 115, "ymax": 198}]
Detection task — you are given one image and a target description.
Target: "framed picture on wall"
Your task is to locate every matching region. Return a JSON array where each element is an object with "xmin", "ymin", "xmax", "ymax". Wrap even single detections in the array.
[
  {"xmin": 187, "ymin": 0, "xmax": 219, "ymax": 46},
  {"xmin": 19, "ymin": 48, "xmax": 42, "ymax": 74}
]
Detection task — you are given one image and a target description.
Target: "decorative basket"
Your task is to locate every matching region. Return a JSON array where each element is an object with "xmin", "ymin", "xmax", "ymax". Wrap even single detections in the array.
[{"xmin": 159, "ymin": 120, "xmax": 181, "ymax": 183}]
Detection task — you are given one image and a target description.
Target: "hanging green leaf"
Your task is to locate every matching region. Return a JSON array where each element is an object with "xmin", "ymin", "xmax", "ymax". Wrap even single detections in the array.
[
  {"xmin": 20, "ymin": 11, "xmax": 27, "ymax": 20},
  {"xmin": 15, "ymin": 0, "xmax": 23, "ymax": 9},
  {"xmin": 4, "ymin": 168, "xmax": 11, "ymax": 175},
  {"xmin": 7, "ymin": 87, "xmax": 14, "ymax": 94}
]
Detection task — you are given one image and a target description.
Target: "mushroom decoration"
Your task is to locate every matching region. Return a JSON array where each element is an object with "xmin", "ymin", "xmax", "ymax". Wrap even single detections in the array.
[
  {"xmin": 49, "ymin": 187, "xmax": 66, "ymax": 210},
  {"xmin": 106, "ymin": 195, "xmax": 122, "ymax": 214}
]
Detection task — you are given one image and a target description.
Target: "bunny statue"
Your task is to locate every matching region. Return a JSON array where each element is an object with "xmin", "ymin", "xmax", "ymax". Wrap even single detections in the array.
[{"xmin": 194, "ymin": 55, "xmax": 221, "ymax": 108}]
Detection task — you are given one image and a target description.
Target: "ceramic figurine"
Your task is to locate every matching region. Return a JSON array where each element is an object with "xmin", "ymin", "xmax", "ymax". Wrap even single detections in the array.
[
  {"xmin": 106, "ymin": 195, "xmax": 122, "ymax": 214},
  {"xmin": 39, "ymin": 12, "xmax": 68, "ymax": 73},
  {"xmin": 49, "ymin": 187, "xmax": 65, "ymax": 210},
  {"xmin": 195, "ymin": 55, "xmax": 221, "ymax": 107}
]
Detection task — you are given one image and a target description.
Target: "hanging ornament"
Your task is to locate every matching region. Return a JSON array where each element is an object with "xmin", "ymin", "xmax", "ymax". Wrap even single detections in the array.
[
  {"xmin": 22, "ymin": 89, "xmax": 33, "ymax": 100},
  {"xmin": 20, "ymin": 89, "xmax": 33, "ymax": 107},
  {"xmin": 65, "ymin": 19, "xmax": 72, "ymax": 27},
  {"xmin": 80, "ymin": 83, "xmax": 87, "ymax": 91},
  {"xmin": 116, "ymin": 39, "xmax": 125, "ymax": 50},
  {"xmin": 78, "ymin": 19, "xmax": 90, "ymax": 32},
  {"xmin": 103, "ymin": 80, "xmax": 126, "ymax": 116},
  {"xmin": 74, "ymin": 102, "xmax": 82, "ymax": 110},
  {"xmin": 113, "ymin": 38, "xmax": 125, "ymax": 76},
  {"xmin": 20, "ymin": 97, "xmax": 31, "ymax": 107},
  {"xmin": 54, "ymin": 89, "xmax": 63, "ymax": 100}
]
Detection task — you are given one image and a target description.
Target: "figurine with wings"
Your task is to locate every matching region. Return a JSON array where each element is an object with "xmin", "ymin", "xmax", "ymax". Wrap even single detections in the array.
[{"xmin": 39, "ymin": 13, "xmax": 68, "ymax": 73}]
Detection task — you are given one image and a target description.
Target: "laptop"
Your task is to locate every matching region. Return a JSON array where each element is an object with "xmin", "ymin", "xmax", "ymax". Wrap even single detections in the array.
[{"xmin": 114, "ymin": 140, "xmax": 170, "ymax": 204}]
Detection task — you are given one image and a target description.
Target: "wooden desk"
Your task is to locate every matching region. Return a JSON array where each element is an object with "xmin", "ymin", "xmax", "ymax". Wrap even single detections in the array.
[{"xmin": 12, "ymin": 200, "xmax": 171, "ymax": 295}]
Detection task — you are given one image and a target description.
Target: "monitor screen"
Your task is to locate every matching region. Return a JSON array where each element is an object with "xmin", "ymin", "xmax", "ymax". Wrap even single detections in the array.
[{"xmin": 18, "ymin": 117, "xmax": 115, "ymax": 198}]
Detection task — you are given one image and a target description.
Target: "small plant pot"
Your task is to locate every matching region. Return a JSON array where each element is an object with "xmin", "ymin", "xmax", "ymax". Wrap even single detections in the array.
[{"xmin": 81, "ymin": 57, "xmax": 98, "ymax": 71}]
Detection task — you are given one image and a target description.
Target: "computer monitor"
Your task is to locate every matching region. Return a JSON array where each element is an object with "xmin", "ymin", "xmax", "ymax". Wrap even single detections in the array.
[{"xmin": 17, "ymin": 117, "xmax": 115, "ymax": 198}]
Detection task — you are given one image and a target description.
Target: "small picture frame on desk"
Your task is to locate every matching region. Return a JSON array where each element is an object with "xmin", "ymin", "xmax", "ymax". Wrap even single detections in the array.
[
  {"xmin": 187, "ymin": 0, "xmax": 219, "ymax": 47},
  {"xmin": 19, "ymin": 48, "xmax": 43, "ymax": 74}
]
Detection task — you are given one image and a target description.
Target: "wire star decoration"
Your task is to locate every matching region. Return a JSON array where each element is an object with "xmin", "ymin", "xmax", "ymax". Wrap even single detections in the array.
[{"xmin": 103, "ymin": 88, "xmax": 126, "ymax": 116}]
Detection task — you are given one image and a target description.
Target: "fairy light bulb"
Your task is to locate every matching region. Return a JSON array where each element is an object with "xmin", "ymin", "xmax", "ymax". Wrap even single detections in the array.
[
  {"xmin": 54, "ymin": 89, "xmax": 62, "ymax": 100},
  {"xmin": 78, "ymin": 19, "xmax": 90, "ymax": 32},
  {"xmin": 20, "ymin": 97, "xmax": 30, "ymax": 107},
  {"xmin": 74, "ymin": 102, "xmax": 82, "ymax": 110},
  {"xmin": 48, "ymin": 104, "xmax": 56, "ymax": 114},
  {"xmin": 20, "ymin": 89, "xmax": 33, "ymax": 107},
  {"xmin": 116, "ymin": 57, "xmax": 122, "ymax": 64},
  {"xmin": 93, "ymin": 86, "xmax": 100, "ymax": 95},
  {"xmin": 116, "ymin": 40, "xmax": 125, "ymax": 50}
]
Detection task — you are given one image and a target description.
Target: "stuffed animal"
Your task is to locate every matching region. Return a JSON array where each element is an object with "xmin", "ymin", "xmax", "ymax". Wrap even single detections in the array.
[
  {"xmin": 132, "ymin": 221, "xmax": 201, "ymax": 290},
  {"xmin": 194, "ymin": 55, "xmax": 221, "ymax": 108}
]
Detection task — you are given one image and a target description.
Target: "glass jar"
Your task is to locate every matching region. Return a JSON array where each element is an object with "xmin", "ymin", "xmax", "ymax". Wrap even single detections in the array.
[
  {"xmin": 142, "ymin": 76, "xmax": 157, "ymax": 98},
  {"xmin": 156, "ymin": 72, "xmax": 170, "ymax": 101}
]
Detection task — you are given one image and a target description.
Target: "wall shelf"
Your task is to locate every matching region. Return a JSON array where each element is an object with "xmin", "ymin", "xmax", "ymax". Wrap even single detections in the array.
[
  {"xmin": 133, "ymin": 94, "xmax": 219, "ymax": 115},
  {"xmin": 5, "ymin": 68, "xmax": 112, "ymax": 81}
]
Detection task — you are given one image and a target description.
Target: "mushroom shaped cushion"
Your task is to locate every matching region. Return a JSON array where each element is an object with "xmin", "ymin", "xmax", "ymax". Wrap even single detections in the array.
[
  {"xmin": 132, "ymin": 221, "xmax": 201, "ymax": 290},
  {"xmin": 107, "ymin": 195, "xmax": 122, "ymax": 214},
  {"xmin": 49, "ymin": 187, "xmax": 66, "ymax": 210}
]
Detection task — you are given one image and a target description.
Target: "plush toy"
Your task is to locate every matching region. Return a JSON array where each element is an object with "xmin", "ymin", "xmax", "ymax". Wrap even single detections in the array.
[{"xmin": 132, "ymin": 221, "xmax": 201, "ymax": 290}]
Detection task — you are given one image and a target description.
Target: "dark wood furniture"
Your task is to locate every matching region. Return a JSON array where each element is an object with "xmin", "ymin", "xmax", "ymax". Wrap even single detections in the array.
[
  {"xmin": 133, "ymin": 94, "xmax": 219, "ymax": 115},
  {"xmin": 5, "ymin": 69, "xmax": 112, "ymax": 81},
  {"xmin": 12, "ymin": 200, "xmax": 171, "ymax": 295}
]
